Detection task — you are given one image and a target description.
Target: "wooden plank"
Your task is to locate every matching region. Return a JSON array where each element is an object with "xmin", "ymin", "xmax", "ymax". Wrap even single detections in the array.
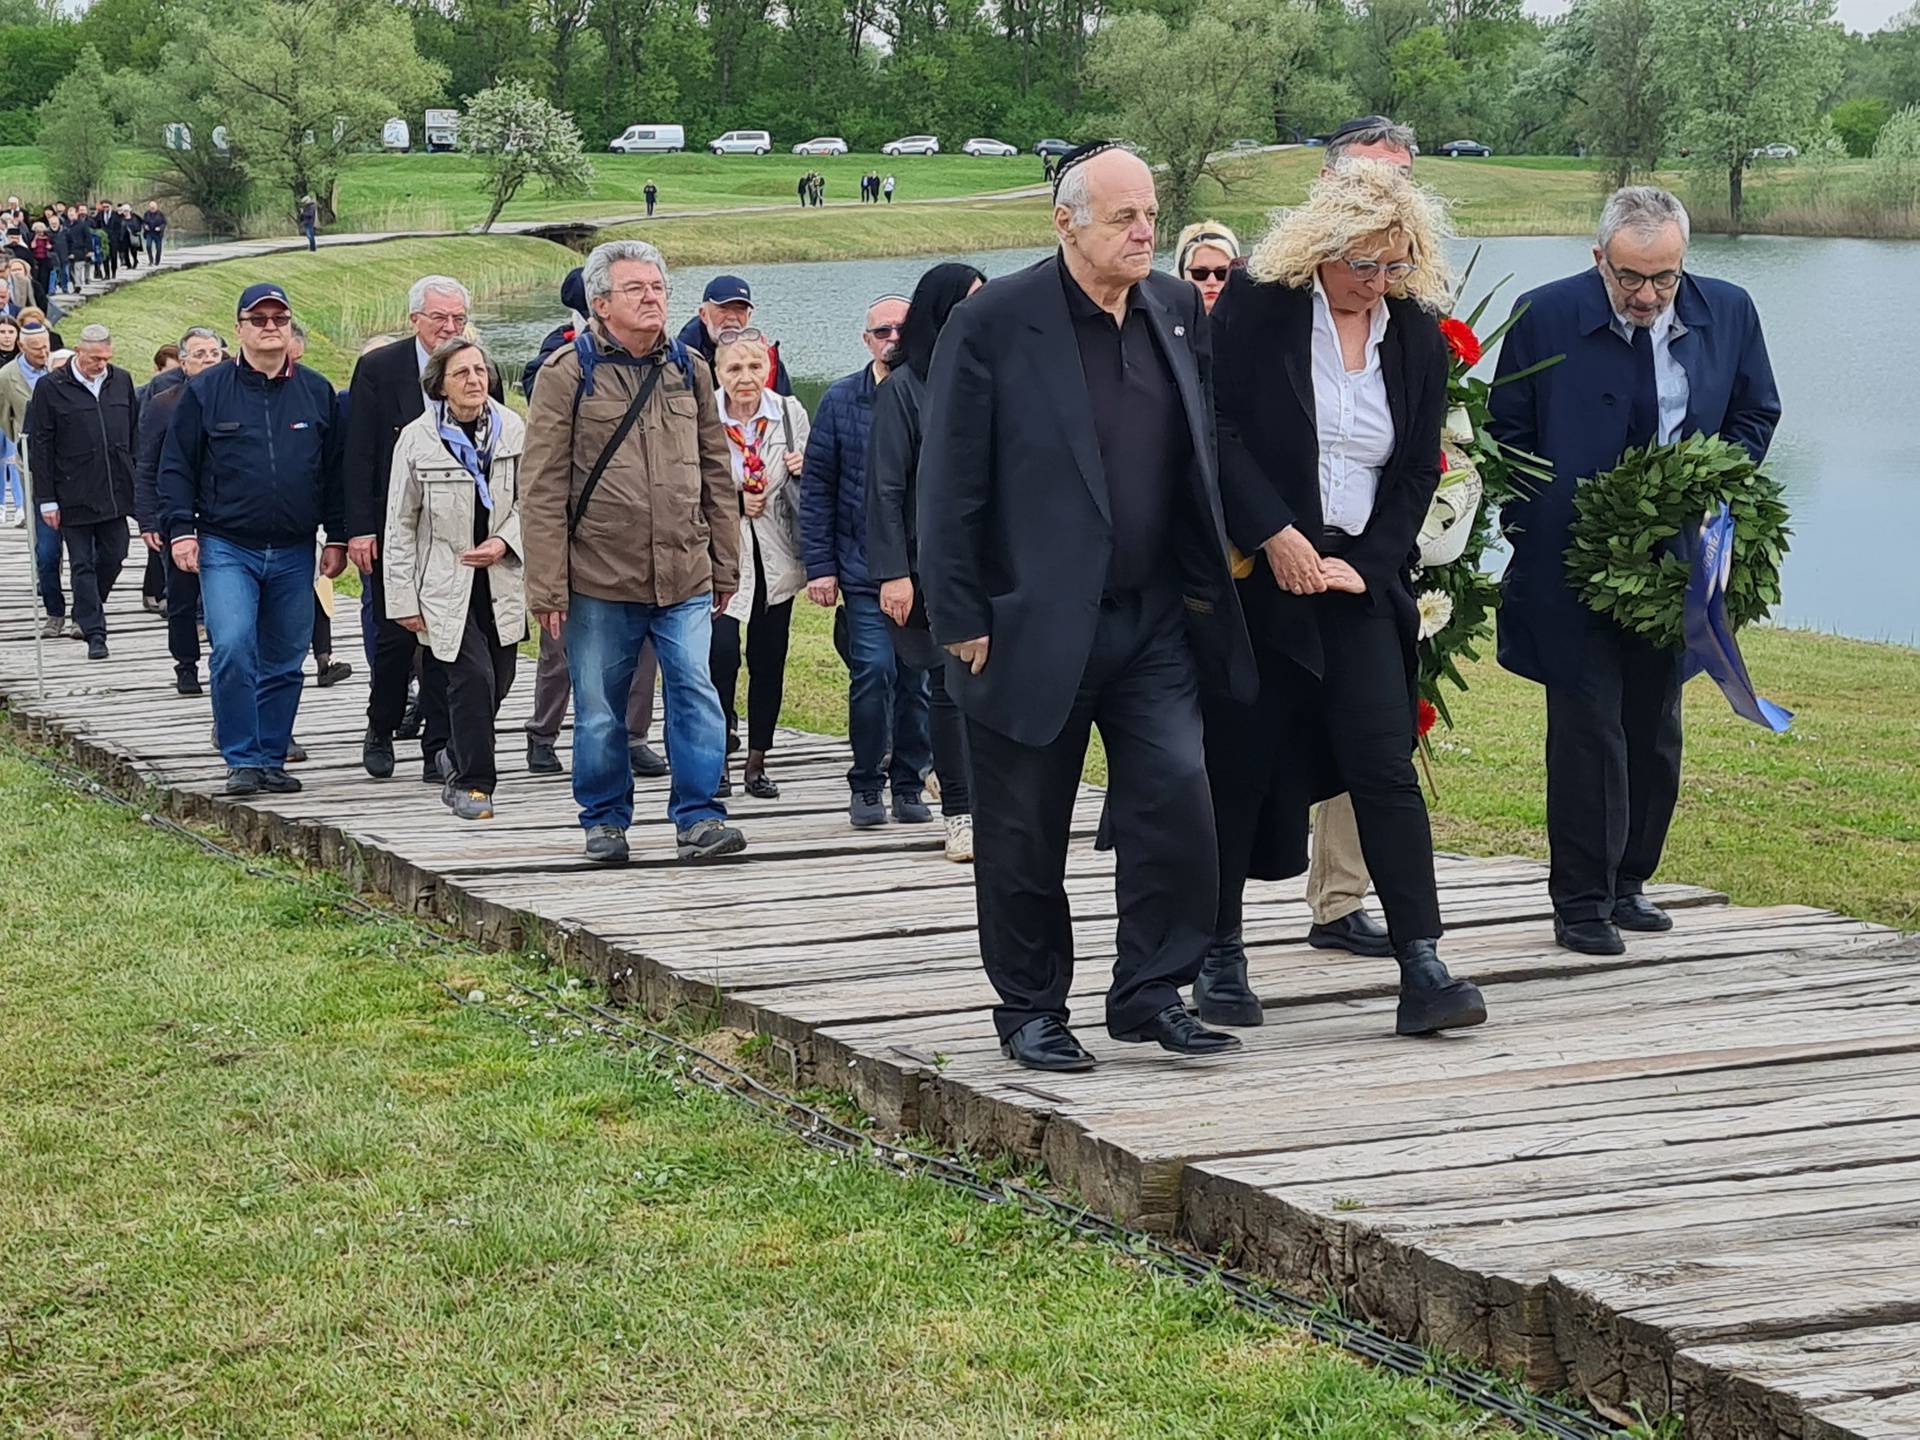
[
  {"xmin": 1673, "ymin": 1324, "xmax": 1920, "ymax": 1440},
  {"xmin": 1807, "ymin": 1391, "xmax": 1920, "ymax": 1440}
]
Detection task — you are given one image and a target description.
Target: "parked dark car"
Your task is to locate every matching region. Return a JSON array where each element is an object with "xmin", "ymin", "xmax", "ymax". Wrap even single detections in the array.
[
  {"xmin": 1436, "ymin": 139, "xmax": 1493, "ymax": 158},
  {"xmin": 1033, "ymin": 138, "xmax": 1074, "ymax": 158}
]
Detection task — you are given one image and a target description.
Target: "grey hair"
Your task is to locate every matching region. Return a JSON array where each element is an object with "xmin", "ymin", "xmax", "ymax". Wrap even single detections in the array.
[
  {"xmin": 179, "ymin": 326, "xmax": 221, "ymax": 350},
  {"xmin": 77, "ymin": 323, "xmax": 110, "ymax": 346},
  {"xmin": 1326, "ymin": 120, "xmax": 1418, "ymax": 170},
  {"xmin": 288, "ymin": 318, "xmax": 309, "ymax": 343},
  {"xmin": 1597, "ymin": 185, "xmax": 1691, "ymax": 250},
  {"xmin": 1054, "ymin": 164, "xmax": 1094, "ymax": 227},
  {"xmin": 420, "ymin": 336, "xmax": 489, "ymax": 402},
  {"xmin": 583, "ymin": 239, "xmax": 668, "ymax": 303},
  {"xmin": 407, "ymin": 274, "xmax": 470, "ymax": 314}
]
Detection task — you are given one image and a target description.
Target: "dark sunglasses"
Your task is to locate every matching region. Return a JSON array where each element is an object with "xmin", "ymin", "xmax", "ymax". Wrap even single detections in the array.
[
  {"xmin": 1186, "ymin": 266, "xmax": 1230, "ymax": 283},
  {"xmin": 865, "ymin": 324, "xmax": 903, "ymax": 338},
  {"xmin": 240, "ymin": 312, "xmax": 292, "ymax": 329}
]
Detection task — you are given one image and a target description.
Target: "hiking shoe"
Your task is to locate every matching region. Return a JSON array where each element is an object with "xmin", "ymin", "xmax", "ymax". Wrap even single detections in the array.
[
  {"xmin": 677, "ymin": 818, "xmax": 747, "ymax": 861},
  {"xmin": 584, "ymin": 825, "xmax": 630, "ymax": 864},
  {"xmin": 849, "ymin": 790, "xmax": 888, "ymax": 828},
  {"xmin": 892, "ymin": 788, "xmax": 932, "ymax": 824},
  {"xmin": 142, "ymin": 595, "xmax": 164, "ymax": 615},
  {"xmin": 362, "ymin": 728, "xmax": 395, "ymax": 779},
  {"xmin": 86, "ymin": 637, "xmax": 109, "ymax": 660},
  {"xmin": 449, "ymin": 789, "xmax": 494, "ymax": 821},
  {"xmin": 62, "ymin": 619, "xmax": 84, "ymax": 640},
  {"xmin": 260, "ymin": 768, "xmax": 302, "ymax": 794},
  {"xmin": 315, "ymin": 657, "xmax": 353, "ymax": 687},
  {"xmin": 944, "ymin": 814, "xmax": 974, "ymax": 863},
  {"xmin": 527, "ymin": 738, "xmax": 563, "ymax": 774},
  {"xmin": 38, "ymin": 617, "xmax": 62, "ymax": 638},
  {"xmin": 629, "ymin": 742, "xmax": 667, "ymax": 777},
  {"xmin": 286, "ymin": 739, "xmax": 307, "ymax": 764},
  {"xmin": 175, "ymin": 668, "xmax": 202, "ymax": 697},
  {"xmin": 225, "ymin": 766, "xmax": 264, "ymax": 796}
]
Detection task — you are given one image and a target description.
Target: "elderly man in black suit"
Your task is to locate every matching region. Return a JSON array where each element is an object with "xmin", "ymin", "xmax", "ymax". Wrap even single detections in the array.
[{"xmin": 918, "ymin": 142, "xmax": 1258, "ymax": 1072}]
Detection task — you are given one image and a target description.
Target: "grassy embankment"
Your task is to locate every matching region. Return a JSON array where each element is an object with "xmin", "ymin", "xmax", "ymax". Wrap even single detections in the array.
[{"xmin": 0, "ymin": 743, "xmax": 1521, "ymax": 1438}]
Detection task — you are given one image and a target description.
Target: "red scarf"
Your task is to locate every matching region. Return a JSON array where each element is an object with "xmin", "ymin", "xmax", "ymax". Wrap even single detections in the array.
[{"xmin": 724, "ymin": 415, "xmax": 772, "ymax": 494}]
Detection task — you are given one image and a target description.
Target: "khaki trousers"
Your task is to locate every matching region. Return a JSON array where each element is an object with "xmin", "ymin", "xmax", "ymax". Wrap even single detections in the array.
[{"xmin": 1306, "ymin": 792, "xmax": 1371, "ymax": 924}]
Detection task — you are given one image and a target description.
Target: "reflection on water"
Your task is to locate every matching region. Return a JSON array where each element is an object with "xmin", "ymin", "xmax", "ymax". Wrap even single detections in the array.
[{"xmin": 476, "ymin": 235, "xmax": 1920, "ymax": 646}]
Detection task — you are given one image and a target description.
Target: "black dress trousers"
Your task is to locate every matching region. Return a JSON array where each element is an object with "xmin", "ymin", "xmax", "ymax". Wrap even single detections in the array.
[
  {"xmin": 62, "ymin": 518, "xmax": 129, "ymax": 641},
  {"xmin": 966, "ymin": 586, "xmax": 1217, "ymax": 1041},
  {"xmin": 366, "ymin": 554, "xmax": 447, "ymax": 762},
  {"xmin": 434, "ymin": 574, "xmax": 517, "ymax": 794}
]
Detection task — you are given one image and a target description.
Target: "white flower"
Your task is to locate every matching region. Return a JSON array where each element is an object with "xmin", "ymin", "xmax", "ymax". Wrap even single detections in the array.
[{"xmin": 1416, "ymin": 590, "xmax": 1454, "ymax": 641}]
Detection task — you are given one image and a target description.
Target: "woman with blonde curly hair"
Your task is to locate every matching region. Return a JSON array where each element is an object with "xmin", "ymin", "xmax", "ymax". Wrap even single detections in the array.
[{"xmin": 1193, "ymin": 159, "xmax": 1488, "ymax": 1040}]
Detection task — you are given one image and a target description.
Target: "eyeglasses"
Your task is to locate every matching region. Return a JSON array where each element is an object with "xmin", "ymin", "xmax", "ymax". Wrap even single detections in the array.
[
  {"xmin": 240, "ymin": 312, "xmax": 292, "ymax": 329},
  {"xmin": 610, "ymin": 282, "xmax": 667, "ymax": 300},
  {"xmin": 1343, "ymin": 258, "xmax": 1417, "ymax": 283},
  {"xmin": 417, "ymin": 310, "xmax": 469, "ymax": 328},
  {"xmin": 1187, "ymin": 267, "xmax": 1230, "ymax": 283},
  {"xmin": 865, "ymin": 324, "xmax": 903, "ymax": 338},
  {"xmin": 1606, "ymin": 262, "xmax": 1682, "ymax": 294},
  {"xmin": 715, "ymin": 326, "xmax": 768, "ymax": 346}
]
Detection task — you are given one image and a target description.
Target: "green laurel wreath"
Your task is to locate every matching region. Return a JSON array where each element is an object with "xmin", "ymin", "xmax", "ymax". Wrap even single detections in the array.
[{"xmin": 1565, "ymin": 434, "xmax": 1791, "ymax": 651}]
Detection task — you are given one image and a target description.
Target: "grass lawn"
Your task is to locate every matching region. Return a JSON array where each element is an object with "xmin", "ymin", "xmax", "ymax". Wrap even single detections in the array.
[
  {"xmin": 598, "ymin": 197, "xmax": 1054, "ymax": 266},
  {"xmin": 0, "ymin": 742, "xmax": 1519, "ymax": 1438}
]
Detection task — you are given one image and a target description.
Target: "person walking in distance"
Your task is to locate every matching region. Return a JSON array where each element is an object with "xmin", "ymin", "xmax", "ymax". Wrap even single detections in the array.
[
  {"xmin": 298, "ymin": 195, "xmax": 319, "ymax": 252},
  {"xmin": 157, "ymin": 283, "xmax": 349, "ymax": 798},
  {"xmin": 644, "ymin": 180, "xmax": 658, "ymax": 217},
  {"xmin": 142, "ymin": 201, "xmax": 168, "ymax": 266},
  {"xmin": 917, "ymin": 143, "xmax": 1258, "ymax": 1071},
  {"xmin": 520, "ymin": 238, "xmax": 747, "ymax": 864},
  {"xmin": 27, "ymin": 322, "xmax": 138, "ymax": 660},
  {"xmin": 134, "ymin": 326, "xmax": 226, "ymax": 694}
]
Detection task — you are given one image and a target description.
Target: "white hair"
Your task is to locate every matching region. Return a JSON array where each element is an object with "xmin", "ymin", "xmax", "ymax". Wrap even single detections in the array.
[
  {"xmin": 1597, "ymin": 186, "xmax": 1691, "ymax": 251},
  {"xmin": 1054, "ymin": 164, "xmax": 1093, "ymax": 227},
  {"xmin": 77, "ymin": 323, "xmax": 110, "ymax": 346},
  {"xmin": 583, "ymin": 239, "xmax": 668, "ymax": 303},
  {"xmin": 407, "ymin": 274, "xmax": 470, "ymax": 314},
  {"xmin": 1326, "ymin": 120, "xmax": 1418, "ymax": 169},
  {"xmin": 178, "ymin": 326, "xmax": 221, "ymax": 350}
]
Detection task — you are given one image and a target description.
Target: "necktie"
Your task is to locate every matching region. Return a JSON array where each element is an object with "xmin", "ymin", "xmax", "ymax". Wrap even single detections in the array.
[{"xmin": 1625, "ymin": 323, "xmax": 1659, "ymax": 450}]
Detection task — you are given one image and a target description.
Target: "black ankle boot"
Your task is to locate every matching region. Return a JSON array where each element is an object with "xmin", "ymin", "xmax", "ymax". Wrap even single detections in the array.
[
  {"xmin": 1193, "ymin": 928, "xmax": 1264, "ymax": 1027},
  {"xmin": 1394, "ymin": 939, "xmax": 1488, "ymax": 1036}
]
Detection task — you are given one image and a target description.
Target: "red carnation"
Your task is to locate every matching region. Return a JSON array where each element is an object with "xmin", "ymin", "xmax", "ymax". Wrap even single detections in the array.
[
  {"xmin": 1439, "ymin": 317, "xmax": 1482, "ymax": 367},
  {"xmin": 1417, "ymin": 697, "xmax": 1438, "ymax": 737}
]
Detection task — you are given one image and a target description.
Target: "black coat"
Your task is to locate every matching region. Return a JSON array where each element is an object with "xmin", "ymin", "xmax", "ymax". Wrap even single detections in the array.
[
  {"xmin": 865, "ymin": 363, "xmax": 922, "ymax": 589},
  {"xmin": 916, "ymin": 253, "xmax": 1256, "ymax": 747},
  {"xmin": 345, "ymin": 335, "xmax": 504, "ymax": 539},
  {"xmin": 25, "ymin": 361, "xmax": 139, "ymax": 524},
  {"xmin": 133, "ymin": 369, "xmax": 189, "ymax": 534}
]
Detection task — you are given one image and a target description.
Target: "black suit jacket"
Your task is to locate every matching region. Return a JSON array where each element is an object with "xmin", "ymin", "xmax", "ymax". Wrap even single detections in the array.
[
  {"xmin": 345, "ymin": 336, "xmax": 503, "ymax": 540},
  {"xmin": 917, "ymin": 254, "xmax": 1256, "ymax": 747},
  {"xmin": 1211, "ymin": 269, "xmax": 1449, "ymax": 680}
]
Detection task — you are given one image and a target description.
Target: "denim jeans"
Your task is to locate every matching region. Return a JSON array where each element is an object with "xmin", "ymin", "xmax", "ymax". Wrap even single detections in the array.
[
  {"xmin": 199, "ymin": 535, "xmax": 316, "ymax": 771},
  {"xmin": 566, "ymin": 590, "xmax": 727, "ymax": 833},
  {"xmin": 29, "ymin": 504, "xmax": 65, "ymax": 618},
  {"xmin": 843, "ymin": 590, "xmax": 930, "ymax": 795},
  {"xmin": 145, "ymin": 234, "xmax": 163, "ymax": 265}
]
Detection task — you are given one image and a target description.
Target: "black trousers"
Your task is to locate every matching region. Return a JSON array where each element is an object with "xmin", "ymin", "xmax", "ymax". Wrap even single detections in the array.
[
  {"xmin": 431, "ymin": 592, "xmax": 516, "ymax": 793},
  {"xmin": 890, "ymin": 619, "xmax": 972, "ymax": 816},
  {"xmin": 365, "ymin": 556, "xmax": 446, "ymax": 759},
  {"xmin": 708, "ymin": 543, "xmax": 794, "ymax": 754},
  {"xmin": 164, "ymin": 550, "xmax": 201, "ymax": 671},
  {"xmin": 62, "ymin": 519, "xmax": 129, "ymax": 641},
  {"xmin": 1544, "ymin": 622, "xmax": 1684, "ymax": 924},
  {"xmin": 967, "ymin": 587, "xmax": 1216, "ymax": 1041},
  {"xmin": 142, "ymin": 547, "xmax": 166, "ymax": 601},
  {"xmin": 312, "ymin": 594, "xmax": 333, "ymax": 661}
]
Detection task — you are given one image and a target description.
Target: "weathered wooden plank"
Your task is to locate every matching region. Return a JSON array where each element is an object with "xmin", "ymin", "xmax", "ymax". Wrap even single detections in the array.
[
  {"xmin": 1673, "ymin": 1324, "xmax": 1920, "ymax": 1440},
  {"xmin": 1806, "ymin": 1390, "xmax": 1920, "ymax": 1440}
]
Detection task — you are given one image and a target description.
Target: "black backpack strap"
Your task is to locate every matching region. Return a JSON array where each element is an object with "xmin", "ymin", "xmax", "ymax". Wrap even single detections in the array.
[{"xmin": 567, "ymin": 359, "xmax": 667, "ymax": 539}]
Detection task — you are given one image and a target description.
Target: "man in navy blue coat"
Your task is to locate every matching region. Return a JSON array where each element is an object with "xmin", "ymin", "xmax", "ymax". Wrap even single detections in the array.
[{"xmin": 1489, "ymin": 187, "xmax": 1780, "ymax": 957}]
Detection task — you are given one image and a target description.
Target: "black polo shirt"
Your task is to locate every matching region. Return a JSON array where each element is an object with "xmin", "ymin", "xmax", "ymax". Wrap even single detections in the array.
[{"xmin": 1059, "ymin": 254, "xmax": 1190, "ymax": 594}]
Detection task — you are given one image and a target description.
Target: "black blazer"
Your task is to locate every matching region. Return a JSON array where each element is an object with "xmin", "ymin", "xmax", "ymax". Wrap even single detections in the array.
[
  {"xmin": 1211, "ymin": 269, "xmax": 1448, "ymax": 680},
  {"xmin": 865, "ymin": 363, "xmax": 922, "ymax": 587},
  {"xmin": 345, "ymin": 336, "xmax": 503, "ymax": 540},
  {"xmin": 917, "ymin": 254, "xmax": 1256, "ymax": 747}
]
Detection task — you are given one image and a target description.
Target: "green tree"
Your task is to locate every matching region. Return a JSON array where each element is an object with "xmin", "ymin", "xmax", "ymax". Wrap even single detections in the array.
[
  {"xmin": 0, "ymin": 22, "xmax": 80, "ymax": 145},
  {"xmin": 1089, "ymin": 0, "xmax": 1316, "ymax": 235},
  {"xmin": 460, "ymin": 81, "xmax": 595, "ymax": 231},
  {"xmin": 1561, "ymin": 0, "xmax": 1665, "ymax": 188},
  {"xmin": 37, "ymin": 47, "xmax": 118, "ymax": 203},
  {"xmin": 121, "ymin": 47, "xmax": 255, "ymax": 234},
  {"xmin": 1829, "ymin": 96, "xmax": 1891, "ymax": 155},
  {"xmin": 1388, "ymin": 25, "xmax": 1468, "ymax": 143},
  {"xmin": 1872, "ymin": 101, "xmax": 1920, "ymax": 208},
  {"xmin": 1655, "ymin": 0, "xmax": 1844, "ymax": 230}
]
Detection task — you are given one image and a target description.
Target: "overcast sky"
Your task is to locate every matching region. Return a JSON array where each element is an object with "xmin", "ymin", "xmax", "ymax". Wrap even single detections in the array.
[{"xmin": 1524, "ymin": 0, "xmax": 1908, "ymax": 32}]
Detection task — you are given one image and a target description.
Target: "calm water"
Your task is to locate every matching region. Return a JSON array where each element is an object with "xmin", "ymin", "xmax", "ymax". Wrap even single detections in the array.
[{"xmin": 477, "ymin": 235, "xmax": 1920, "ymax": 646}]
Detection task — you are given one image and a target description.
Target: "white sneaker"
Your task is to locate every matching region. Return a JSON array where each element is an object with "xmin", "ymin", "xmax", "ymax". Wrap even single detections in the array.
[{"xmin": 943, "ymin": 813, "xmax": 974, "ymax": 863}]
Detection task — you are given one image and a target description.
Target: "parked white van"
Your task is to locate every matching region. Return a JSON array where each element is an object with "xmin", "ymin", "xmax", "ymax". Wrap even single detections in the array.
[
  {"xmin": 709, "ymin": 129, "xmax": 772, "ymax": 155},
  {"xmin": 610, "ymin": 124, "xmax": 685, "ymax": 154}
]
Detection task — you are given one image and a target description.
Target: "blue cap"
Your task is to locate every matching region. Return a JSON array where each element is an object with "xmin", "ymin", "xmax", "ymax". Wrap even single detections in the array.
[
  {"xmin": 236, "ymin": 282, "xmax": 291, "ymax": 316},
  {"xmin": 701, "ymin": 275, "xmax": 753, "ymax": 307}
]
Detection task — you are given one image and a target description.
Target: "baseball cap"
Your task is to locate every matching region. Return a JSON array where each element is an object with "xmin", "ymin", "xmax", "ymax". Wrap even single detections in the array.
[
  {"xmin": 702, "ymin": 275, "xmax": 753, "ymax": 307},
  {"xmin": 236, "ymin": 282, "xmax": 291, "ymax": 315}
]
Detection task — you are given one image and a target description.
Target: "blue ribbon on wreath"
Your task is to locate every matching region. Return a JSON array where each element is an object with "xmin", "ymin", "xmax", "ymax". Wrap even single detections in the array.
[{"xmin": 1680, "ymin": 503, "xmax": 1792, "ymax": 732}]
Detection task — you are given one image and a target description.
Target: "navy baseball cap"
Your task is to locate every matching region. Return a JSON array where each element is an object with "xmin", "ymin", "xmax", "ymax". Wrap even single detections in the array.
[
  {"xmin": 701, "ymin": 275, "xmax": 753, "ymax": 307},
  {"xmin": 236, "ymin": 282, "xmax": 291, "ymax": 315}
]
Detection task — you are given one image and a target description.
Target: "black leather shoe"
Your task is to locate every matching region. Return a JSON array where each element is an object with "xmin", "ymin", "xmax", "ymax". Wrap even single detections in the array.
[
  {"xmin": 1613, "ymin": 895, "xmax": 1673, "ymax": 932},
  {"xmin": 422, "ymin": 751, "xmax": 450, "ymax": 785},
  {"xmin": 1000, "ymin": 1016, "xmax": 1097, "ymax": 1073},
  {"xmin": 1394, "ymin": 940, "xmax": 1488, "ymax": 1036},
  {"xmin": 175, "ymin": 667, "xmax": 201, "ymax": 697},
  {"xmin": 396, "ymin": 686, "xmax": 423, "ymax": 741},
  {"xmin": 527, "ymin": 739, "xmax": 562, "ymax": 775},
  {"xmin": 225, "ymin": 766, "xmax": 263, "ymax": 796},
  {"xmin": 362, "ymin": 728, "xmax": 395, "ymax": 779},
  {"xmin": 1114, "ymin": 1004, "xmax": 1244, "ymax": 1056},
  {"xmin": 1307, "ymin": 909, "xmax": 1393, "ymax": 957},
  {"xmin": 1554, "ymin": 915, "xmax": 1626, "ymax": 956},
  {"xmin": 260, "ymin": 768, "xmax": 302, "ymax": 794},
  {"xmin": 629, "ymin": 742, "xmax": 668, "ymax": 778},
  {"xmin": 1193, "ymin": 929, "xmax": 1264, "ymax": 1027}
]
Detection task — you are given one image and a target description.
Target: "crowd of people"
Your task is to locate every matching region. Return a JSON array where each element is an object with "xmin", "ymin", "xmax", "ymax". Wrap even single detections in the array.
[
  {"xmin": 0, "ymin": 196, "xmax": 168, "ymax": 314},
  {"xmin": 2, "ymin": 113, "xmax": 1778, "ymax": 1071}
]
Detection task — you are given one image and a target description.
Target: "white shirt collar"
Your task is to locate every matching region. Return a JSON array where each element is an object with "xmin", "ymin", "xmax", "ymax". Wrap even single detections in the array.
[
  {"xmin": 722, "ymin": 388, "xmax": 783, "ymax": 427},
  {"xmin": 415, "ymin": 338, "xmax": 432, "ymax": 376},
  {"xmin": 1612, "ymin": 302, "xmax": 1680, "ymax": 345}
]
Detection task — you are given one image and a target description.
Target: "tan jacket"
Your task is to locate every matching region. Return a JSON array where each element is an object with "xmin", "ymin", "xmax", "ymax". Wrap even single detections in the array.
[
  {"xmin": 520, "ymin": 319, "xmax": 737, "ymax": 613},
  {"xmin": 382, "ymin": 402, "xmax": 529, "ymax": 663},
  {"xmin": 0, "ymin": 356, "xmax": 34, "ymax": 450}
]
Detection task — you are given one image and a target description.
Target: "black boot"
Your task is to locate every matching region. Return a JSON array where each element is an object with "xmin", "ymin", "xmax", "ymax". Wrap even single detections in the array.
[
  {"xmin": 1394, "ymin": 940, "xmax": 1488, "ymax": 1036},
  {"xmin": 1193, "ymin": 928, "xmax": 1264, "ymax": 1027}
]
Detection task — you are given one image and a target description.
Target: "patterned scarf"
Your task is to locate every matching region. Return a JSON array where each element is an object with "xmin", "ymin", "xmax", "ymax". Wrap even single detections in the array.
[
  {"xmin": 724, "ymin": 414, "xmax": 772, "ymax": 494},
  {"xmin": 437, "ymin": 400, "xmax": 500, "ymax": 511}
]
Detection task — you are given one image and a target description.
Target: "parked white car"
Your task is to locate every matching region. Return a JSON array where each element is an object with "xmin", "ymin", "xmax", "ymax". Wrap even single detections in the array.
[
  {"xmin": 1750, "ymin": 142, "xmax": 1798, "ymax": 159},
  {"xmin": 961, "ymin": 137, "xmax": 1017, "ymax": 158},
  {"xmin": 882, "ymin": 135, "xmax": 941, "ymax": 156},
  {"xmin": 792, "ymin": 136, "xmax": 849, "ymax": 156},
  {"xmin": 610, "ymin": 124, "xmax": 685, "ymax": 154},
  {"xmin": 710, "ymin": 129, "xmax": 772, "ymax": 155}
]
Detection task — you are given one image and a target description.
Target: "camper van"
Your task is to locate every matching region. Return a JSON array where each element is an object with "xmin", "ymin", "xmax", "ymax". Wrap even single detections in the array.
[
  {"xmin": 382, "ymin": 117, "xmax": 411, "ymax": 152},
  {"xmin": 424, "ymin": 108, "xmax": 460, "ymax": 152},
  {"xmin": 609, "ymin": 124, "xmax": 685, "ymax": 154}
]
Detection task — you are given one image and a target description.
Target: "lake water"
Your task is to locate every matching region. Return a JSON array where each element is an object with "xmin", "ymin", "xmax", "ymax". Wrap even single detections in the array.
[{"xmin": 476, "ymin": 235, "xmax": 1920, "ymax": 646}]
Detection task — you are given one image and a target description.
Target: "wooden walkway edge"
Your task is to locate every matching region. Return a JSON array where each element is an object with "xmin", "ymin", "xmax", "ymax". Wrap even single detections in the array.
[{"xmin": 2, "ymin": 533, "xmax": 1916, "ymax": 1439}]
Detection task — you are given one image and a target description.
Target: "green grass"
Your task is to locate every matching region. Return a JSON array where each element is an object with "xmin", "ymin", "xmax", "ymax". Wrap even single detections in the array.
[
  {"xmin": 0, "ymin": 743, "xmax": 1515, "ymax": 1438},
  {"xmin": 76, "ymin": 233, "xmax": 577, "ymax": 381},
  {"xmin": 599, "ymin": 197, "xmax": 1054, "ymax": 265}
]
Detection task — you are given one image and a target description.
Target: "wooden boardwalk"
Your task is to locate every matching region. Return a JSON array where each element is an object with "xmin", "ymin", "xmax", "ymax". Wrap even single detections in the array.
[{"xmin": 2, "ymin": 532, "xmax": 1915, "ymax": 1439}]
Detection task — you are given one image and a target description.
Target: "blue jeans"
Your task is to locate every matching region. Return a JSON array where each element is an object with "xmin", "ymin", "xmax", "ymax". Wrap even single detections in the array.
[
  {"xmin": 844, "ymin": 590, "xmax": 930, "ymax": 795},
  {"xmin": 29, "ymin": 504, "xmax": 64, "ymax": 618},
  {"xmin": 199, "ymin": 535, "xmax": 315, "ymax": 770},
  {"xmin": 145, "ymin": 234, "xmax": 163, "ymax": 265},
  {"xmin": 566, "ymin": 590, "xmax": 726, "ymax": 833},
  {"xmin": 303, "ymin": 222, "xmax": 317, "ymax": 252}
]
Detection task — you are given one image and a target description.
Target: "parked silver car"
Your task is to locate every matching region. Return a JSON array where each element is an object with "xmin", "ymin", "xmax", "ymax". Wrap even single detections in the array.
[{"xmin": 882, "ymin": 135, "xmax": 941, "ymax": 156}]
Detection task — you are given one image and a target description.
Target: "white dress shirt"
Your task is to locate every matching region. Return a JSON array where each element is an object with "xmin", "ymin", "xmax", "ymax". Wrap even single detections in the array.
[
  {"xmin": 415, "ymin": 337, "xmax": 432, "ymax": 377},
  {"xmin": 1609, "ymin": 301, "xmax": 1690, "ymax": 445},
  {"xmin": 74, "ymin": 363, "xmax": 107, "ymax": 397},
  {"xmin": 1310, "ymin": 277, "xmax": 1395, "ymax": 536}
]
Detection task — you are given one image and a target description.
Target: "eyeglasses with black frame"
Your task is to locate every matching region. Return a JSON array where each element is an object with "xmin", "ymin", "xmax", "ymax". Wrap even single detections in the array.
[
  {"xmin": 240, "ymin": 311, "xmax": 293, "ymax": 329},
  {"xmin": 1604, "ymin": 260, "xmax": 1683, "ymax": 294}
]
